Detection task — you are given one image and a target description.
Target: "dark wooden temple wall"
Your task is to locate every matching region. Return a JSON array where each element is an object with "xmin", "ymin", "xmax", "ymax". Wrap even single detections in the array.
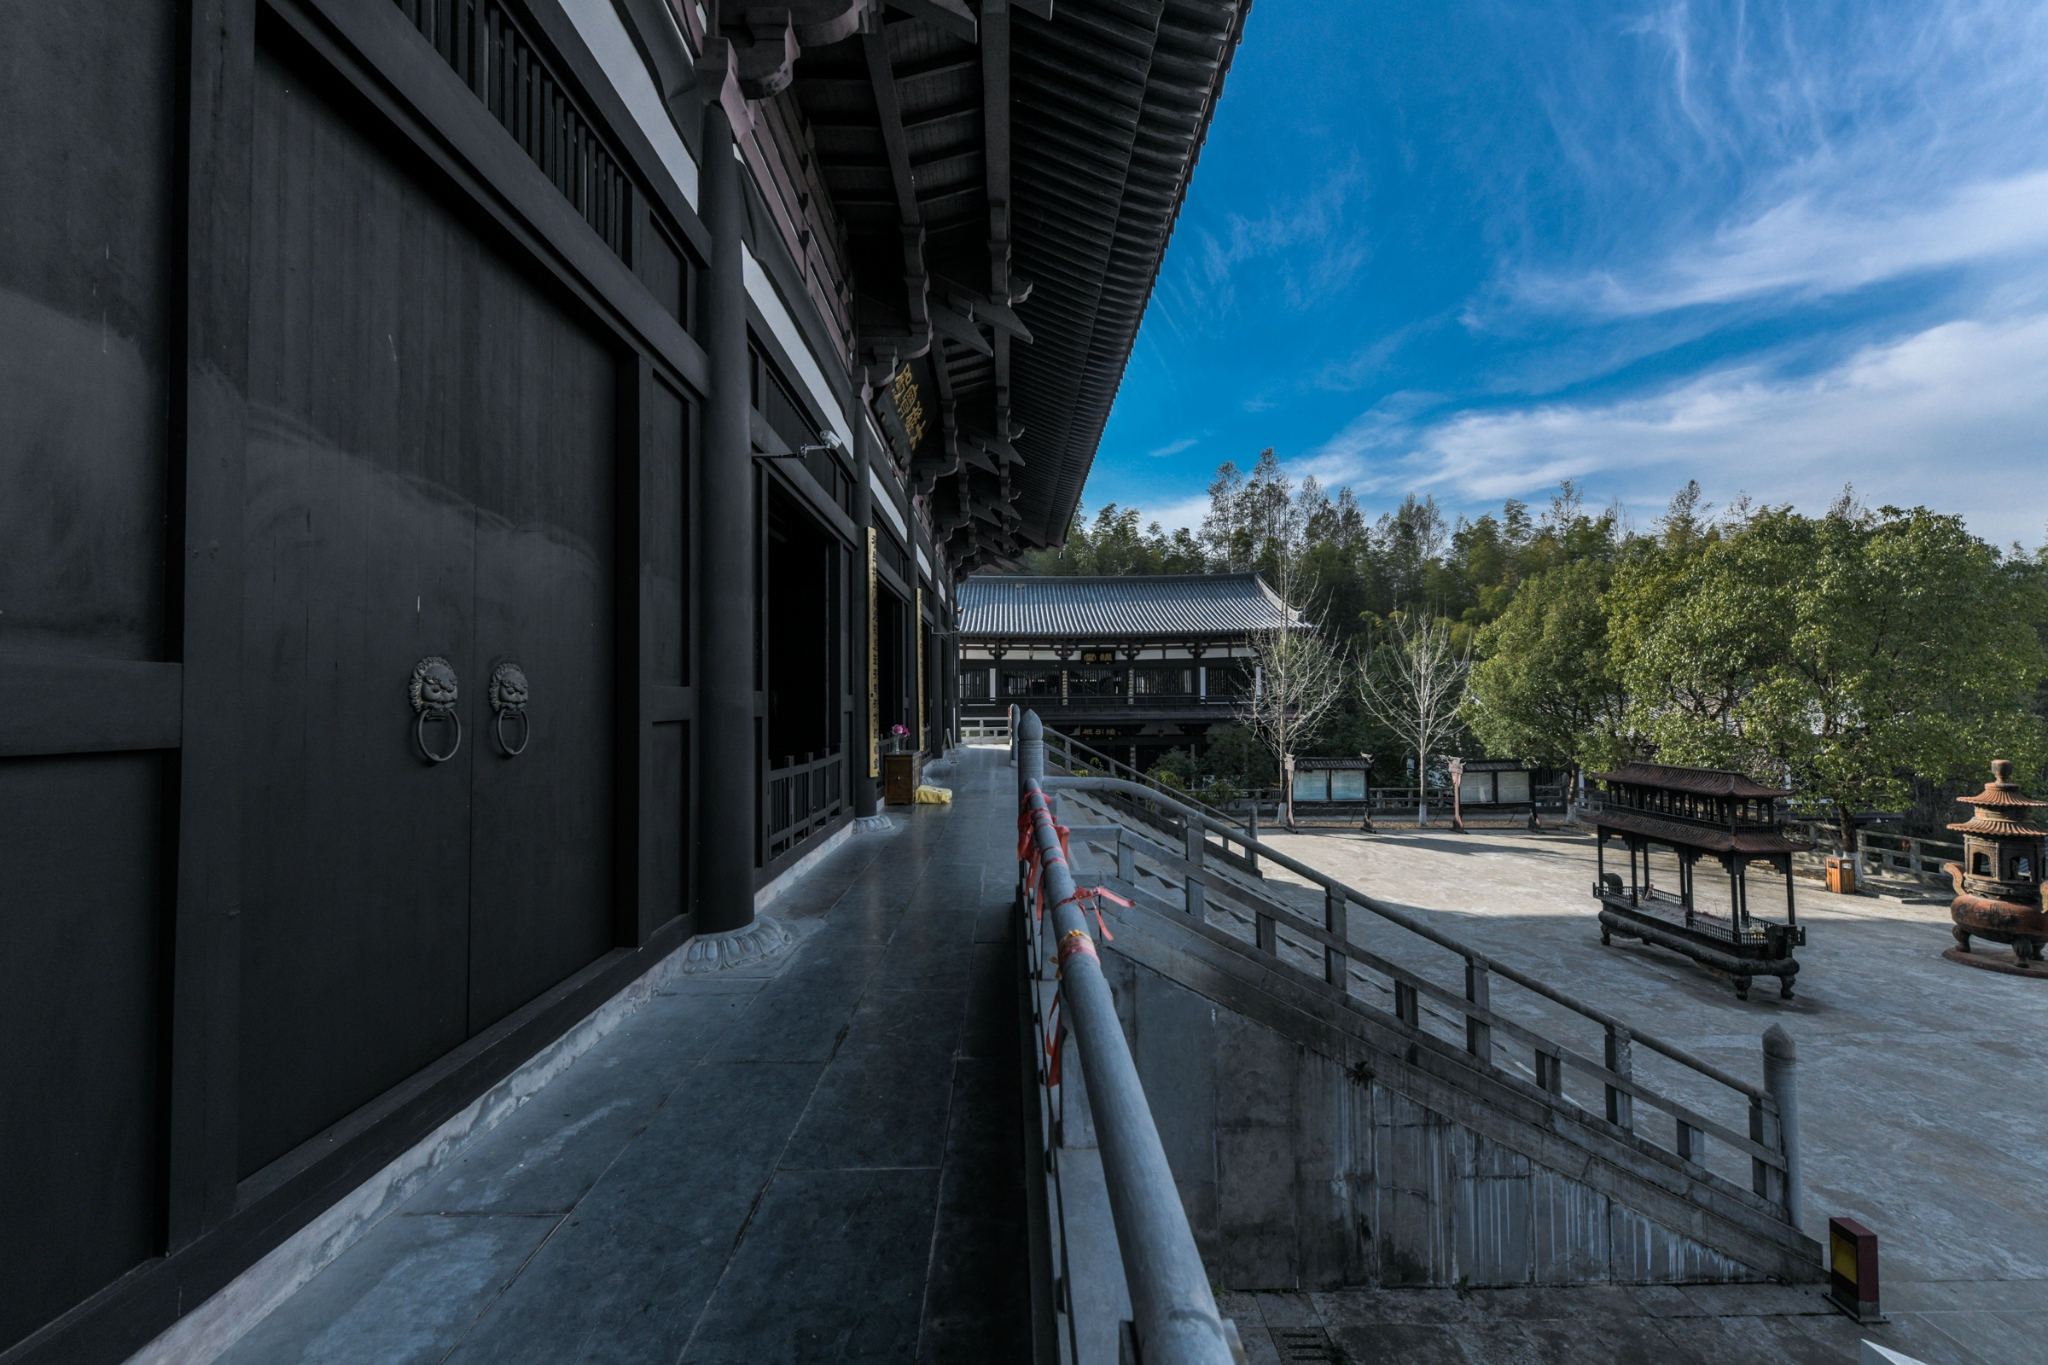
[
  {"xmin": 0, "ymin": 0, "xmax": 946, "ymax": 1349},
  {"xmin": 0, "ymin": 0, "xmax": 183, "ymax": 1347},
  {"xmin": 0, "ymin": 0, "xmax": 765, "ymax": 1357}
]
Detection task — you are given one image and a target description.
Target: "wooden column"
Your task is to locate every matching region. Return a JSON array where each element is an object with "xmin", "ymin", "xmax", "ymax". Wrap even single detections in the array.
[
  {"xmin": 849, "ymin": 400, "xmax": 879, "ymax": 816},
  {"xmin": 695, "ymin": 97, "xmax": 754, "ymax": 933}
]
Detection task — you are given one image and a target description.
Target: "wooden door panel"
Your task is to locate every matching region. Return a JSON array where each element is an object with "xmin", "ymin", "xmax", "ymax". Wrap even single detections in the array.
[
  {"xmin": 467, "ymin": 440, "xmax": 615, "ymax": 1029},
  {"xmin": 239, "ymin": 44, "xmax": 615, "ymax": 1170},
  {"xmin": 239, "ymin": 408, "xmax": 476, "ymax": 1175}
]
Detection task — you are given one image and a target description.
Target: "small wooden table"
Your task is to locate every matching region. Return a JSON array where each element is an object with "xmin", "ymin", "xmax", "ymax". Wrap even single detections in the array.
[{"xmin": 883, "ymin": 751, "xmax": 924, "ymax": 805}]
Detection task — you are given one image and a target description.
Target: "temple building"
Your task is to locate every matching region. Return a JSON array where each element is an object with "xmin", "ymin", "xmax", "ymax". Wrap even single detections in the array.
[
  {"xmin": 0, "ymin": 1, "xmax": 1248, "ymax": 1357},
  {"xmin": 956, "ymin": 573, "xmax": 1294, "ymax": 767}
]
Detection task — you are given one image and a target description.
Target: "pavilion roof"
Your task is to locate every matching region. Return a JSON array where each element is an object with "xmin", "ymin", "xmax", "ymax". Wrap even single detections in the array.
[
  {"xmin": 957, "ymin": 573, "xmax": 1294, "ymax": 639},
  {"xmin": 1591, "ymin": 763, "xmax": 1789, "ymax": 800},
  {"xmin": 1592, "ymin": 808, "xmax": 1811, "ymax": 857}
]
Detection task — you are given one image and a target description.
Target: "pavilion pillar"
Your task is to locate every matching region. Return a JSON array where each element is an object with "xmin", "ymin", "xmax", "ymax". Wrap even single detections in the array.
[
  {"xmin": 693, "ymin": 97, "xmax": 762, "ymax": 940},
  {"xmin": 849, "ymin": 404, "xmax": 882, "ymax": 820}
]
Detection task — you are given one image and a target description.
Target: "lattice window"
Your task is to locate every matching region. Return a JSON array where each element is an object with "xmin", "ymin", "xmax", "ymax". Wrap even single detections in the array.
[{"xmin": 395, "ymin": 0, "xmax": 633, "ymax": 263}]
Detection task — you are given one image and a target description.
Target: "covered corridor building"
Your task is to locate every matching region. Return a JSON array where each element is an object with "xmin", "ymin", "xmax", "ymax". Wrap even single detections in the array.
[
  {"xmin": 956, "ymin": 572, "xmax": 1293, "ymax": 768},
  {"xmin": 0, "ymin": 1, "xmax": 1249, "ymax": 1359}
]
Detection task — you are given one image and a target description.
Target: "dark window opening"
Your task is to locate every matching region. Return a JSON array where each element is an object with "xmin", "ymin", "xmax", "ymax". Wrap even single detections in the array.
[
  {"xmin": 1003, "ymin": 668, "xmax": 1060, "ymax": 698},
  {"xmin": 1066, "ymin": 666, "xmax": 1125, "ymax": 697},
  {"xmin": 875, "ymin": 586, "xmax": 909, "ymax": 741},
  {"xmin": 766, "ymin": 484, "xmax": 838, "ymax": 764},
  {"xmin": 1134, "ymin": 666, "xmax": 1194, "ymax": 695}
]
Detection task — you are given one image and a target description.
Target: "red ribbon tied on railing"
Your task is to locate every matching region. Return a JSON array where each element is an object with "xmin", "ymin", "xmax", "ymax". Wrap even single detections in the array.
[
  {"xmin": 1046, "ymin": 931, "xmax": 1098, "ymax": 1091},
  {"xmin": 1058, "ymin": 885, "xmax": 1131, "ymax": 942},
  {"xmin": 1016, "ymin": 801, "xmax": 1070, "ymax": 922}
]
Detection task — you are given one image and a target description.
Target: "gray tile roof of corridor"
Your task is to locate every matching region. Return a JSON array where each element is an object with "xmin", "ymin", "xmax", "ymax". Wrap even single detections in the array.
[
  {"xmin": 957, "ymin": 573, "xmax": 1296, "ymax": 639},
  {"xmin": 209, "ymin": 750, "xmax": 1028, "ymax": 1365}
]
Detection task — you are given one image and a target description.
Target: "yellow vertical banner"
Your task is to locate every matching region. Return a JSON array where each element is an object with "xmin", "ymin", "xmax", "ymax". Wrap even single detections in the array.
[{"xmin": 867, "ymin": 528, "xmax": 879, "ymax": 778}]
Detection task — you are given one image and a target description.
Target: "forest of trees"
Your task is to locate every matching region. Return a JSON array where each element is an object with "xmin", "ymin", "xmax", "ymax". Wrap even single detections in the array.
[{"xmin": 1023, "ymin": 450, "xmax": 2048, "ymax": 839}]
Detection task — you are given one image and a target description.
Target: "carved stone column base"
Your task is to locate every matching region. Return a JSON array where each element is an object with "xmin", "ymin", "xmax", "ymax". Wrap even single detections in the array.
[
  {"xmin": 678, "ymin": 916, "xmax": 793, "ymax": 973},
  {"xmin": 854, "ymin": 813, "xmax": 897, "ymax": 833}
]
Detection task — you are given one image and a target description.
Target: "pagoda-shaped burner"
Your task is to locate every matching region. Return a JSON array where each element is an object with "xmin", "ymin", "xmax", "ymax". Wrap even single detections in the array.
[{"xmin": 1943, "ymin": 758, "xmax": 2048, "ymax": 975}]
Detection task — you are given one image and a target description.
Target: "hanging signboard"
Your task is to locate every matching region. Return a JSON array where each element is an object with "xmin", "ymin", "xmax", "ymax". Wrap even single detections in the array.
[{"xmin": 873, "ymin": 362, "xmax": 928, "ymax": 467}]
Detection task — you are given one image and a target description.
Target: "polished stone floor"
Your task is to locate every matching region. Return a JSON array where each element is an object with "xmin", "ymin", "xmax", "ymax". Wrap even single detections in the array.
[{"xmin": 212, "ymin": 751, "xmax": 1028, "ymax": 1365}]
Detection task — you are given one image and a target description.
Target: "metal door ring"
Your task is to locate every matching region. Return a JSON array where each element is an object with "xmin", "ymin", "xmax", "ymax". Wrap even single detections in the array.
[
  {"xmin": 416, "ymin": 710, "xmax": 462, "ymax": 763},
  {"xmin": 490, "ymin": 663, "xmax": 530, "ymax": 757},
  {"xmin": 410, "ymin": 656, "xmax": 462, "ymax": 764},
  {"xmin": 494, "ymin": 709, "xmax": 529, "ymax": 756}
]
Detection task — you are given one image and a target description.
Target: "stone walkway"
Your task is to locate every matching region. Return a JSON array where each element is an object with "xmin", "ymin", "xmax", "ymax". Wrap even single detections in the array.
[{"xmin": 210, "ymin": 750, "xmax": 1027, "ymax": 1365}]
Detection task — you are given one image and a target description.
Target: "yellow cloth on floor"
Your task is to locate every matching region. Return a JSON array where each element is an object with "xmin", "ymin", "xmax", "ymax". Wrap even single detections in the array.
[{"xmin": 913, "ymin": 784, "xmax": 953, "ymax": 804}]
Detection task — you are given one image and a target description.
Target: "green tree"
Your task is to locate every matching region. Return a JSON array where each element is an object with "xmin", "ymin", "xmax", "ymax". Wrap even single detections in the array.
[
  {"xmin": 1464, "ymin": 558, "xmax": 1630, "ymax": 789},
  {"xmin": 1611, "ymin": 500, "xmax": 2048, "ymax": 846}
]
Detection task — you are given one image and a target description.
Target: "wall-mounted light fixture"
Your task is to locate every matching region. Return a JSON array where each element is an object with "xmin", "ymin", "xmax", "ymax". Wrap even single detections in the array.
[{"xmin": 758, "ymin": 429, "xmax": 847, "ymax": 460}]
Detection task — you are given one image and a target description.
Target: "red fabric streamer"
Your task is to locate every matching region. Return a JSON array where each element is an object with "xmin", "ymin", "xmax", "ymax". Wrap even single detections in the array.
[
  {"xmin": 1016, "ymin": 799, "xmax": 1069, "ymax": 922},
  {"xmin": 1058, "ymin": 885, "xmax": 1131, "ymax": 942}
]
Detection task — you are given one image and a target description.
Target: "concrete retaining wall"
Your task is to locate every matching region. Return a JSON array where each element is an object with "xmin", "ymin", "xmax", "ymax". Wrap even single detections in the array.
[{"xmin": 1099, "ymin": 939, "xmax": 1783, "ymax": 1292}]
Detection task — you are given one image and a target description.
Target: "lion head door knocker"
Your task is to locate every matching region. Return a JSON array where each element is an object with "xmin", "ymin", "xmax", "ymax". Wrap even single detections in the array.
[
  {"xmin": 409, "ymin": 656, "xmax": 462, "ymax": 764},
  {"xmin": 489, "ymin": 662, "xmax": 530, "ymax": 757}
]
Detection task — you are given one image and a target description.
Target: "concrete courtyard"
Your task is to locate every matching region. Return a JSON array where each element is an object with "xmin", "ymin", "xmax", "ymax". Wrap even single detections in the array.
[{"xmin": 1217, "ymin": 819, "xmax": 2048, "ymax": 1365}]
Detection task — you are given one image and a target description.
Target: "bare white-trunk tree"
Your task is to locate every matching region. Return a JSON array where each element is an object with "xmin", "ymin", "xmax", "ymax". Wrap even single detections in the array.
[
  {"xmin": 1236, "ymin": 597, "xmax": 1344, "ymax": 829},
  {"xmin": 1357, "ymin": 613, "xmax": 1470, "ymax": 827}
]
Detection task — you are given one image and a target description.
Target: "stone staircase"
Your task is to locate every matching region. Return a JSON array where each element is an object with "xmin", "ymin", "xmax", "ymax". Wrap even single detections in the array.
[{"xmin": 1052, "ymin": 786, "xmax": 1825, "ymax": 1293}]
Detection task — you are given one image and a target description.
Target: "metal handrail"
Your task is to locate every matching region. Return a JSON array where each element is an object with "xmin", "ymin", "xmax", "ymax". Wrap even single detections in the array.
[
  {"xmin": 1054, "ymin": 773, "xmax": 1778, "ymax": 1103},
  {"xmin": 1019, "ymin": 722, "xmax": 1236, "ymax": 1365},
  {"xmin": 1028, "ymin": 740, "xmax": 1803, "ymax": 1225},
  {"xmin": 1038, "ymin": 724, "xmax": 1239, "ymax": 829}
]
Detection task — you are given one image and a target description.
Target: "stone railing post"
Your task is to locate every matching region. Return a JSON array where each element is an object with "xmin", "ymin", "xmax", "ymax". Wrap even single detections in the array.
[
  {"xmin": 1605, "ymin": 1024, "xmax": 1633, "ymax": 1131},
  {"xmin": 1761, "ymin": 1025, "xmax": 1801, "ymax": 1224},
  {"xmin": 1464, "ymin": 959, "xmax": 1491, "ymax": 1065}
]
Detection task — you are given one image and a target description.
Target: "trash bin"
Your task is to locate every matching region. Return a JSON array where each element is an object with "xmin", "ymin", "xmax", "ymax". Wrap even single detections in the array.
[{"xmin": 1825, "ymin": 855, "xmax": 1856, "ymax": 895}]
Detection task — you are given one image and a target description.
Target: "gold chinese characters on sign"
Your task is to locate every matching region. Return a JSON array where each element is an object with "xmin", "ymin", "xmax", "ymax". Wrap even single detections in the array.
[{"xmin": 890, "ymin": 364, "xmax": 927, "ymax": 450}]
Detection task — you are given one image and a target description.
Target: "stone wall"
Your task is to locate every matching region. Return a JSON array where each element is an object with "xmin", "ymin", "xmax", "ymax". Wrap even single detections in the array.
[{"xmin": 1098, "ymin": 951, "xmax": 1765, "ymax": 1292}]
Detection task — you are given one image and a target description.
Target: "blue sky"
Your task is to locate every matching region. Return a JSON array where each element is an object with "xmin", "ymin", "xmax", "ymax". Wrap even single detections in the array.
[{"xmin": 1086, "ymin": 0, "xmax": 2048, "ymax": 546}]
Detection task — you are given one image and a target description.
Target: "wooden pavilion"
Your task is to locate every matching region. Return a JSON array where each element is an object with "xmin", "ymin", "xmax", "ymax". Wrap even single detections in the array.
[{"xmin": 1589, "ymin": 763, "xmax": 1811, "ymax": 1000}]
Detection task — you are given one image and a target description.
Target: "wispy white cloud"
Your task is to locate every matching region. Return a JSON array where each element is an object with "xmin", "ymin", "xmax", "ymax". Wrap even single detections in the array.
[
  {"xmin": 1488, "ymin": 0, "xmax": 2048, "ymax": 323},
  {"xmin": 1164, "ymin": 157, "xmax": 1373, "ymax": 325},
  {"xmin": 1310, "ymin": 314, "xmax": 2048, "ymax": 543},
  {"xmin": 1145, "ymin": 493, "xmax": 1215, "ymax": 535},
  {"xmin": 1146, "ymin": 435, "xmax": 1201, "ymax": 458},
  {"xmin": 1519, "ymin": 170, "xmax": 2048, "ymax": 315}
]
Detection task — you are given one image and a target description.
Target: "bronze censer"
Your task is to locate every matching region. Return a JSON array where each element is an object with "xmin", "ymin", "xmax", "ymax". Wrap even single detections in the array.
[{"xmin": 1943, "ymin": 759, "xmax": 2048, "ymax": 977}]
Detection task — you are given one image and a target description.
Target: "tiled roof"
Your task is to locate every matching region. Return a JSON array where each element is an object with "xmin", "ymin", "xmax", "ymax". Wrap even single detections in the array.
[
  {"xmin": 957, "ymin": 574, "xmax": 1295, "ymax": 639},
  {"xmin": 1592, "ymin": 762, "xmax": 1789, "ymax": 799},
  {"xmin": 1590, "ymin": 807, "xmax": 1811, "ymax": 856}
]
